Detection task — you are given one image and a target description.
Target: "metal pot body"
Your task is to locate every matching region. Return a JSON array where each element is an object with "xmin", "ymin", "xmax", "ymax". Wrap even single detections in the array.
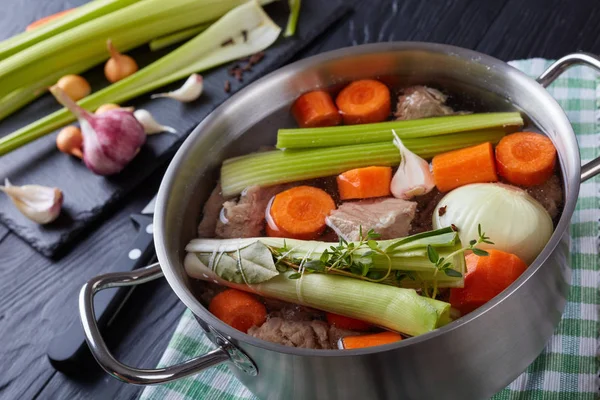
[{"xmin": 81, "ymin": 43, "xmax": 597, "ymax": 400}]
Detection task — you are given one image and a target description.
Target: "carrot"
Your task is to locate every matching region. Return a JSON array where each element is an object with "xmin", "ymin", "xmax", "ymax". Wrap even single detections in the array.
[
  {"xmin": 266, "ymin": 186, "xmax": 336, "ymax": 240},
  {"xmin": 432, "ymin": 142, "xmax": 498, "ymax": 192},
  {"xmin": 339, "ymin": 331, "xmax": 402, "ymax": 349},
  {"xmin": 326, "ymin": 312, "xmax": 373, "ymax": 331},
  {"xmin": 449, "ymin": 250, "xmax": 527, "ymax": 315},
  {"xmin": 337, "ymin": 166, "xmax": 392, "ymax": 200},
  {"xmin": 335, "ymin": 79, "xmax": 391, "ymax": 124},
  {"xmin": 208, "ymin": 289, "xmax": 267, "ymax": 333},
  {"xmin": 26, "ymin": 8, "xmax": 75, "ymax": 31},
  {"xmin": 291, "ymin": 90, "xmax": 342, "ymax": 128},
  {"xmin": 495, "ymin": 132, "xmax": 557, "ymax": 186}
]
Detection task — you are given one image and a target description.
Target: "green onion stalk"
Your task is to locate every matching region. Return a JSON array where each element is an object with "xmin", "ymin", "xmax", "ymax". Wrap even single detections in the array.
[{"xmin": 0, "ymin": 1, "xmax": 281, "ymax": 156}]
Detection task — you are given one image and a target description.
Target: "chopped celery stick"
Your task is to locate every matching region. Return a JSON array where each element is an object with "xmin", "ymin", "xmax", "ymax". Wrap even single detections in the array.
[
  {"xmin": 149, "ymin": 23, "xmax": 212, "ymax": 51},
  {"xmin": 284, "ymin": 0, "xmax": 301, "ymax": 37},
  {"xmin": 276, "ymin": 112, "xmax": 523, "ymax": 149},
  {"xmin": 0, "ymin": 0, "xmax": 140, "ymax": 60},
  {"xmin": 0, "ymin": 1, "xmax": 281, "ymax": 156},
  {"xmin": 220, "ymin": 129, "xmax": 505, "ymax": 196},
  {"xmin": 185, "ymin": 253, "xmax": 451, "ymax": 336}
]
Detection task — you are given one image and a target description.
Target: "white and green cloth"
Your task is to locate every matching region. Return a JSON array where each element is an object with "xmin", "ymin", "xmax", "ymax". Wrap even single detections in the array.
[{"xmin": 140, "ymin": 59, "xmax": 600, "ymax": 400}]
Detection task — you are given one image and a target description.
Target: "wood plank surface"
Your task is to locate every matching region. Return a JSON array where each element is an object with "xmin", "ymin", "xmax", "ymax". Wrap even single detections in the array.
[{"xmin": 1, "ymin": 0, "xmax": 599, "ymax": 399}]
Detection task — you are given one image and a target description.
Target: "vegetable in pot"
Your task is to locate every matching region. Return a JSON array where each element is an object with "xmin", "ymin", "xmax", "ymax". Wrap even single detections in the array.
[
  {"xmin": 391, "ymin": 131, "xmax": 434, "ymax": 199},
  {"xmin": 432, "ymin": 142, "xmax": 498, "ymax": 192},
  {"xmin": 276, "ymin": 112, "xmax": 522, "ymax": 150},
  {"xmin": 432, "ymin": 183, "xmax": 553, "ymax": 264},
  {"xmin": 291, "ymin": 90, "xmax": 341, "ymax": 128},
  {"xmin": 495, "ymin": 131, "xmax": 557, "ymax": 186},
  {"xmin": 326, "ymin": 313, "xmax": 373, "ymax": 331},
  {"xmin": 266, "ymin": 186, "xmax": 335, "ymax": 240},
  {"xmin": 449, "ymin": 250, "xmax": 527, "ymax": 315},
  {"xmin": 335, "ymin": 79, "xmax": 391, "ymax": 125},
  {"xmin": 338, "ymin": 331, "xmax": 402, "ymax": 349},
  {"xmin": 337, "ymin": 166, "xmax": 392, "ymax": 200},
  {"xmin": 209, "ymin": 289, "xmax": 267, "ymax": 333}
]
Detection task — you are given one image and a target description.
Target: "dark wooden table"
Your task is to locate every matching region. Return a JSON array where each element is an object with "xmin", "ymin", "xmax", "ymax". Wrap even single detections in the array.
[{"xmin": 2, "ymin": 0, "xmax": 600, "ymax": 399}]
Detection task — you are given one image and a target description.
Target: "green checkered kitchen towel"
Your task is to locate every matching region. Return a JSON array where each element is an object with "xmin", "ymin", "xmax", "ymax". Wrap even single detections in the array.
[{"xmin": 140, "ymin": 59, "xmax": 600, "ymax": 400}]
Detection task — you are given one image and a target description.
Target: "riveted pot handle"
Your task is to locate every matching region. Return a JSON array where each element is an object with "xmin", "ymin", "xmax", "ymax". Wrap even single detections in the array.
[
  {"xmin": 79, "ymin": 263, "xmax": 257, "ymax": 385},
  {"xmin": 536, "ymin": 52, "xmax": 600, "ymax": 181}
]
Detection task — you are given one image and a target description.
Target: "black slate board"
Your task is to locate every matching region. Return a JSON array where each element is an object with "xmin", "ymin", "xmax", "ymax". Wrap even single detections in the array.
[{"xmin": 0, "ymin": 0, "xmax": 350, "ymax": 258}]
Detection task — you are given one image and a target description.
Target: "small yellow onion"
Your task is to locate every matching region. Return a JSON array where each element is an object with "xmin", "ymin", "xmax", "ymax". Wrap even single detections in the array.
[
  {"xmin": 104, "ymin": 39, "xmax": 138, "ymax": 83},
  {"xmin": 56, "ymin": 126, "xmax": 83, "ymax": 158},
  {"xmin": 55, "ymin": 74, "xmax": 91, "ymax": 101},
  {"xmin": 96, "ymin": 103, "xmax": 134, "ymax": 114}
]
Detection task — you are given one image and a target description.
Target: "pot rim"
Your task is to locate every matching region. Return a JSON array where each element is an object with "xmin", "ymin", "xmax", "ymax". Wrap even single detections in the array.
[{"xmin": 154, "ymin": 41, "xmax": 580, "ymax": 357}]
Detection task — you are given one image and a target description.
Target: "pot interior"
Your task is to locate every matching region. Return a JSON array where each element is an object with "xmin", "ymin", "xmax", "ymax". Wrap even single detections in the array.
[{"xmin": 154, "ymin": 42, "xmax": 579, "ymax": 352}]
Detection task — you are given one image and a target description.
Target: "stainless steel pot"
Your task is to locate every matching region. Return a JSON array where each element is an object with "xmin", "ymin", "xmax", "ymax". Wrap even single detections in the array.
[{"xmin": 79, "ymin": 43, "xmax": 600, "ymax": 400}]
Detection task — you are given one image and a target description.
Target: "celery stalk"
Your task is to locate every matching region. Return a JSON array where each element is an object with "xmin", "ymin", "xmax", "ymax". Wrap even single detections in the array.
[
  {"xmin": 0, "ymin": 0, "xmax": 273, "ymax": 99},
  {"xmin": 284, "ymin": 0, "xmax": 301, "ymax": 37},
  {"xmin": 276, "ymin": 112, "xmax": 523, "ymax": 149},
  {"xmin": 220, "ymin": 129, "xmax": 506, "ymax": 196},
  {"xmin": 149, "ymin": 23, "xmax": 212, "ymax": 51},
  {"xmin": 0, "ymin": 0, "xmax": 141, "ymax": 60},
  {"xmin": 0, "ymin": 1, "xmax": 281, "ymax": 156},
  {"xmin": 185, "ymin": 253, "xmax": 451, "ymax": 336}
]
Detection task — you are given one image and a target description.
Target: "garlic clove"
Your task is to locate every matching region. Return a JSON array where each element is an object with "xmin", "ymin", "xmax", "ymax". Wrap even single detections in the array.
[
  {"xmin": 150, "ymin": 74, "xmax": 203, "ymax": 102},
  {"xmin": 0, "ymin": 179, "xmax": 63, "ymax": 224},
  {"xmin": 390, "ymin": 130, "xmax": 435, "ymax": 200},
  {"xmin": 133, "ymin": 109, "xmax": 177, "ymax": 135}
]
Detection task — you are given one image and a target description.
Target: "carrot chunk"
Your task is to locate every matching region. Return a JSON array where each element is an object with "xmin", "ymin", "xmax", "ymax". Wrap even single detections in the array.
[
  {"xmin": 26, "ymin": 8, "xmax": 75, "ymax": 31},
  {"xmin": 337, "ymin": 166, "xmax": 392, "ymax": 200},
  {"xmin": 266, "ymin": 186, "xmax": 336, "ymax": 240},
  {"xmin": 326, "ymin": 312, "xmax": 373, "ymax": 331},
  {"xmin": 432, "ymin": 142, "xmax": 498, "ymax": 192},
  {"xmin": 495, "ymin": 132, "xmax": 557, "ymax": 186},
  {"xmin": 335, "ymin": 79, "xmax": 391, "ymax": 124},
  {"xmin": 208, "ymin": 289, "xmax": 267, "ymax": 333},
  {"xmin": 340, "ymin": 331, "xmax": 402, "ymax": 349},
  {"xmin": 291, "ymin": 90, "xmax": 342, "ymax": 128},
  {"xmin": 449, "ymin": 250, "xmax": 527, "ymax": 316}
]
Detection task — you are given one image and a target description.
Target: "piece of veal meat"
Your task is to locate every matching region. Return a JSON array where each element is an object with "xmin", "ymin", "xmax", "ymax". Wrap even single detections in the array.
[
  {"xmin": 215, "ymin": 184, "xmax": 295, "ymax": 239},
  {"xmin": 197, "ymin": 183, "xmax": 225, "ymax": 237},
  {"xmin": 248, "ymin": 317, "xmax": 332, "ymax": 349},
  {"xmin": 394, "ymin": 86, "xmax": 456, "ymax": 120},
  {"xmin": 325, "ymin": 198, "xmax": 417, "ymax": 241},
  {"xmin": 525, "ymin": 175, "xmax": 563, "ymax": 220}
]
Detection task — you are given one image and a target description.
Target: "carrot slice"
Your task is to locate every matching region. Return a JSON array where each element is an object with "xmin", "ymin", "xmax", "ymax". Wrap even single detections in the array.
[
  {"xmin": 326, "ymin": 312, "xmax": 373, "ymax": 331},
  {"xmin": 432, "ymin": 142, "xmax": 498, "ymax": 192},
  {"xmin": 449, "ymin": 250, "xmax": 527, "ymax": 315},
  {"xmin": 26, "ymin": 8, "xmax": 75, "ymax": 31},
  {"xmin": 335, "ymin": 79, "xmax": 391, "ymax": 124},
  {"xmin": 340, "ymin": 331, "xmax": 402, "ymax": 349},
  {"xmin": 337, "ymin": 166, "xmax": 392, "ymax": 200},
  {"xmin": 208, "ymin": 289, "xmax": 267, "ymax": 333},
  {"xmin": 291, "ymin": 90, "xmax": 342, "ymax": 128},
  {"xmin": 266, "ymin": 186, "xmax": 336, "ymax": 240},
  {"xmin": 495, "ymin": 132, "xmax": 557, "ymax": 186}
]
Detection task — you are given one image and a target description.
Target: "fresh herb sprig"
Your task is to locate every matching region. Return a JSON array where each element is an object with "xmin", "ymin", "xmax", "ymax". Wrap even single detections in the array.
[{"xmin": 425, "ymin": 224, "xmax": 494, "ymax": 298}]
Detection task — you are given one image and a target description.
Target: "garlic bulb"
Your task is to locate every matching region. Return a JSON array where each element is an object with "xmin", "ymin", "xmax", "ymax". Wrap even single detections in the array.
[
  {"xmin": 133, "ymin": 109, "xmax": 177, "ymax": 135},
  {"xmin": 150, "ymin": 74, "xmax": 203, "ymax": 102},
  {"xmin": 50, "ymin": 85, "xmax": 146, "ymax": 176},
  {"xmin": 0, "ymin": 179, "xmax": 63, "ymax": 224},
  {"xmin": 390, "ymin": 130, "xmax": 435, "ymax": 199}
]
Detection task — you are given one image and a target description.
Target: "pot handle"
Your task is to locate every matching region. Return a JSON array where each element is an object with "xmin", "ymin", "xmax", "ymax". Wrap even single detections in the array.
[
  {"xmin": 536, "ymin": 52, "xmax": 600, "ymax": 181},
  {"xmin": 79, "ymin": 263, "xmax": 257, "ymax": 385}
]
